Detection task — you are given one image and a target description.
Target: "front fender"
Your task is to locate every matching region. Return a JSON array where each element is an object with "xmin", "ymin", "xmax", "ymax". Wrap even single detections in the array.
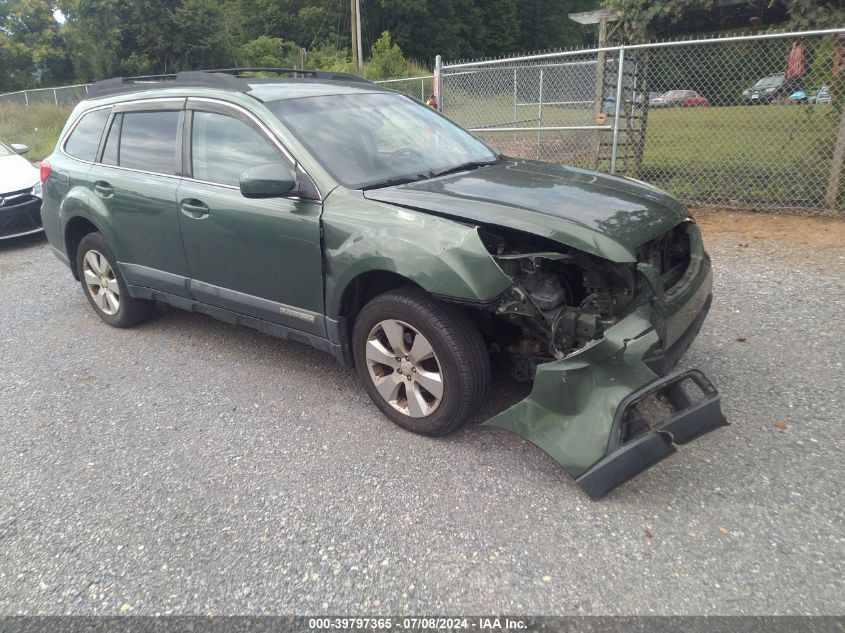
[{"xmin": 322, "ymin": 190, "xmax": 512, "ymax": 318}]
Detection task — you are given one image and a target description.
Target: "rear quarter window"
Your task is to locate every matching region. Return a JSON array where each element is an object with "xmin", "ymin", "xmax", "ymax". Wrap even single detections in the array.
[{"xmin": 64, "ymin": 108, "xmax": 111, "ymax": 161}]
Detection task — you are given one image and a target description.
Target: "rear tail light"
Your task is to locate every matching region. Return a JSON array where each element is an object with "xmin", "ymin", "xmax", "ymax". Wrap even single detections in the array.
[{"xmin": 40, "ymin": 160, "xmax": 52, "ymax": 183}]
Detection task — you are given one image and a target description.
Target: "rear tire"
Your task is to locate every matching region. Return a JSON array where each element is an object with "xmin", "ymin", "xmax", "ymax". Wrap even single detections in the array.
[
  {"xmin": 76, "ymin": 232, "xmax": 155, "ymax": 328},
  {"xmin": 352, "ymin": 286, "xmax": 490, "ymax": 436}
]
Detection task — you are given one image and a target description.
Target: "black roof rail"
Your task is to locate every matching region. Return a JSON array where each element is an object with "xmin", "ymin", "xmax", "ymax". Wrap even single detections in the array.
[
  {"xmin": 88, "ymin": 71, "xmax": 249, "ymax": 98},
  {"xmin": 87, "ymin": 67, "xmax": 371, "ymax": 99},
  {"xmin": 202, "ymin": 68, "xmax": 372, "ymax": 84}
]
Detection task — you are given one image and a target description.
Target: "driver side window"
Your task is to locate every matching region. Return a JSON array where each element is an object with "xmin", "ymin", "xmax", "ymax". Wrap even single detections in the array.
[{"xmin": 191, "ymin": 111, "xmax": 284, "ymax": 187}]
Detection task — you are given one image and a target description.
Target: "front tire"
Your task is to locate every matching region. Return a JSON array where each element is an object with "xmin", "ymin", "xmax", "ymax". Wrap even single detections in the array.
[
  {"xmin": 352, "ymin": 287, "xmax": 490, "ymax": 436},
  {"xmin": 76, "ymin": 232, "xmax": 155, "ymax": 328}
]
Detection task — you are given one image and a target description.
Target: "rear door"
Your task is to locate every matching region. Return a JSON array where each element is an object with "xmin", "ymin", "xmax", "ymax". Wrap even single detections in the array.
[
  {"xmin": 86, "ymin": 99, "xmax": 191, "ymax": 291},
  {"xmin": 176, "ymin": 99, "xmax": 325, "ymax": 335}
]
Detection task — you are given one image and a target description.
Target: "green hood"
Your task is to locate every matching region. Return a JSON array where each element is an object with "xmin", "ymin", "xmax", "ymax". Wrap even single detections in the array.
[{"xmin": 364, "ymin": 159, "xmax": 688, "ymax": 263}]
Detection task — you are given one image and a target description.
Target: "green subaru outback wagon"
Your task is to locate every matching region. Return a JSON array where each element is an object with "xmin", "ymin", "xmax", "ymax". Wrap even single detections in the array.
[{"xmin": 41, "ymin": 69, "xmax": 726, "ymax": 498}]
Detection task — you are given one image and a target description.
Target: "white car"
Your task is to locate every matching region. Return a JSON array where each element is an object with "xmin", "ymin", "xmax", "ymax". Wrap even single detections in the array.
[{"xmin": 0, "ymin": 141, "xmax": 43, "ymax": 239}]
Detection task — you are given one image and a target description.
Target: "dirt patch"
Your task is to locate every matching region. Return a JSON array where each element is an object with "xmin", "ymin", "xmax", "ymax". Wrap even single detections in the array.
[{"xmin": 691, "ymin": 207, "xmax": 845, "ymax": 250}]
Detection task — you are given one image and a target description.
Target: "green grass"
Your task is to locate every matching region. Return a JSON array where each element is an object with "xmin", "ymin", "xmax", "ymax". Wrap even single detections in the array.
[
  {"xmin": 638, "ymin": 105, "xmax": 838, "ymax": 208},
  {"xmin": 444, "ymin": 90, "xmax": 840, "ymax": 209},
  {"xmin": 0, "ymin": 103, "xmax": 72, "ymax": 161}
]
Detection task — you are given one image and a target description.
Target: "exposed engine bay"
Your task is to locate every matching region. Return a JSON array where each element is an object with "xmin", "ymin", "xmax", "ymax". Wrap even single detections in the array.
[{"xmin": 475, "ymin": 223, "xmax": 691, "ymax": 382}]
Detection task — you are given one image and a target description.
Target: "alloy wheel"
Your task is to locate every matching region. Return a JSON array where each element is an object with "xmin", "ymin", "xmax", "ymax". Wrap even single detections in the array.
[
  {"xmin": 82, "ymin": 250, "xmax": 120, "ymax": 316},
  {"xmin": 365, "ymin": 319, "xmax": 444, "ymax": 418}
]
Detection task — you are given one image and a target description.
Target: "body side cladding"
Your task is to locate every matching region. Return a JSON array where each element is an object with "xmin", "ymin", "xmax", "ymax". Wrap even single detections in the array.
[
  {"xmin": 119, "ymin": 262, "xmax": 330, "ymax": 338},
  {"xmin": 51, "ymin": 246, "xmax": 71, "ymax": 268},
  {"xmin": 126, "ymin": 285, "xmax": 351, "ymax": 366}
]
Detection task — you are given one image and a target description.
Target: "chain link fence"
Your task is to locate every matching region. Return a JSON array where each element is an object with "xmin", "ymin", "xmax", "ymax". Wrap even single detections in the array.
[
  {"xmin": 373, "ymin": 75, "xmax": 434, "ymax": 102},
  {"xmin": 431, "ymin": 28, "xmax": 845, "ymax": 213},
  {"xmin": 0, "ymin": 84, "xmax": 92, "ymax": 106}
]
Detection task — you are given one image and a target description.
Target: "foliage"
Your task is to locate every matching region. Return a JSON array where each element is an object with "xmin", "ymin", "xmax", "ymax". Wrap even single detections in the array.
[
  {"xmin": 2, "ymin": 0, "xmax": 841, "ymax": 90},
  {"xmin": 1, "ymin": 0, "xmax": 603, "ymax": 88},
  {"xmin": 363, "ymin": 31, "xmax": 409, "ymax": 80},
  {"xmin": 240, "ymin": 36, "xmax": 301, "ymax": 68},
  {"xmin": 784, "ymin": 0, "xmax": 845, "ymax": 30},
  {"xmin": 0, "ymin": 0, "xmax": 72, "ymax": 91},
  {"xmin": 602, "ymin": 0, "xmax": 714, "ymax": 42}
]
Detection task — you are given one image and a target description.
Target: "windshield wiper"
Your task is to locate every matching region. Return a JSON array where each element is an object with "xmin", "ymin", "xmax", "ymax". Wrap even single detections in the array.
[
  {"xmin": 431, "ymin": 158, "xmax": 501, "ymax": 179},
  {"xmin": 360, "ymin": 174, "xmax": 431, "ymax": 191}
]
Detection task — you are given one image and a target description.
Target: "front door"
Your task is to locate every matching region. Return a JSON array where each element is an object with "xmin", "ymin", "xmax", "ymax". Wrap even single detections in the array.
[{"xmin": 176, "ymin": 101, "xmax": 325, "ymax": 336}]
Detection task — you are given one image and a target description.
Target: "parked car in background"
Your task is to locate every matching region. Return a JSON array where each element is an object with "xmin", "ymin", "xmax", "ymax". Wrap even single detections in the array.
[
  {"xmin": 742, "ymin": 74, "xmax": 786, "ymax": 104},
  {"xmin": 0, "ymin": 141, "xmax": 43, "ymax": 240},
  {"xmin": 812, "ymin": 85, "xmax": 831, "ymax": 105},
  {"xmin": 649, "ymin": 90, "xmax": 709, "ymax": 108}
]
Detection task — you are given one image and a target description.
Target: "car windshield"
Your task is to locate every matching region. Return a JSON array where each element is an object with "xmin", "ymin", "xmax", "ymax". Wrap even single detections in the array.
[
  {"xmin": 0, "ymin": 143, "xmax": 12, "ymax": 157},
  {"xmin": 268, "ymin": 92, "xmax": 499, "ymax": 189},
  {"xmin": 754, "ymin": 75, "xmax": 783, "ymax": 88},
  {"xmin": 663, "ymin": 91, "xmax": 687, "ymax": 98}
]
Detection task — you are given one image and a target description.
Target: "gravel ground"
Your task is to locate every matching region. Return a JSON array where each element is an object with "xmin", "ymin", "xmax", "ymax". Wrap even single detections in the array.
[{"xmin": 0, "ymin": 225, "xmax": 843, "ymax": 616}]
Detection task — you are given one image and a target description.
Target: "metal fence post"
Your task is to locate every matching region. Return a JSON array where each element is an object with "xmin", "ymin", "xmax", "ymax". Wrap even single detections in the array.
[
  {"xmin": 513, "ymin": 68, "xmax": 518, "ymax": 125},
  {"xmin": 420, "ymin": 76, "xmax": 425, "ymax": 101},
  {"xmin": 53, "ymin": 88, "xmax": 58, "ymax": 105},
  {"xmin": 610, "ymin": 48, "xmax": 625, "ymax": 174},
  {"xmin": 435, "ymin": 55, "xmax": 443, "ymax": 112},
  {"xmin": 24, "ymin": 91, "xmax": 29, "ymax": 106},
  {"xmin": 536, "ymin": 69, "xmax": 544, "ymax": 159},
  {"xmin": 825, "ymin": 101, "xmax": 845, "ymax": 209}
]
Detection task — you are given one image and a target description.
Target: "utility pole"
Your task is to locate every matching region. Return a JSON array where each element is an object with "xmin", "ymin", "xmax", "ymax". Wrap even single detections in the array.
[{"xmin": 351, "ymin": 0, "xmax": 363, "ymax": 70}]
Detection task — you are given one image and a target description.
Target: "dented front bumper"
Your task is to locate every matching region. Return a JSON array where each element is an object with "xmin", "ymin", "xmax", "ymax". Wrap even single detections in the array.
[{"xmin": 484, "ymin": 257, "xmax": 728, "ymax": 499}]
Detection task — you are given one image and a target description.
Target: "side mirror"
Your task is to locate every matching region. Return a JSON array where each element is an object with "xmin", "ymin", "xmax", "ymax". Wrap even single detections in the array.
[
  {"xmin": 11, "ymin": 143, "xmax": 29, "ymax": 155},
  {"xmin": 239, "ymin": 164, "xmax": 297, "ymax": 199}
]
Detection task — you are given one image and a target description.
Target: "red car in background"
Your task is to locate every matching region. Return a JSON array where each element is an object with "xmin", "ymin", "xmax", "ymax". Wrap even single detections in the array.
[{"xmin": 649, "ymin": 90, "xmax": 710, "ymax": 108}]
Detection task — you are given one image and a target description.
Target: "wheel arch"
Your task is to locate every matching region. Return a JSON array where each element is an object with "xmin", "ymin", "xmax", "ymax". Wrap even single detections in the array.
[
  {"xmin": 335, "ymin": 269, "xmax": 421, "ymax": 342},
  {"xmin": 64, "ymin": 215, "xmax": 103, "ymax": 279}
]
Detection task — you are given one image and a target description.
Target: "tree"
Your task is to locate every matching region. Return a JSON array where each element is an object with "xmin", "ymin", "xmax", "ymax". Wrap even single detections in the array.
[
  {"xmin": 785, "ymin": 0, "xmax": 845, "ymax": 30},
  {"xmin": 240, "ymin": 36, "xmax": 300, "ymax": 68},
  {"xmin": 0, "ymin": 0, "xmax": 73, "ymax": 89},
  {"xmin": 602, "ymin": 0, "xmax": 714, "ymax": 42},
  {"xmin": 363, "ymin": 31, "xmax": 408, "ymax": 79}
]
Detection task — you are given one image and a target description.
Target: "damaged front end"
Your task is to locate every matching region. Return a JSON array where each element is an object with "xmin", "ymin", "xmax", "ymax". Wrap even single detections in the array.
[{"xmin": 476, "ymin": 219, "xmax": 727, "ymax": 498}]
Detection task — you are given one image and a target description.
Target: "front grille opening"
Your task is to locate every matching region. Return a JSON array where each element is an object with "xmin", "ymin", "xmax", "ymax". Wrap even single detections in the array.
[
  {"xmin": 0, "ymin": 202, "xmax": 41, "ymax": 237},
  {"xmin": 620, "ymin": 377, "xmax": 708, "ymax": 444}
]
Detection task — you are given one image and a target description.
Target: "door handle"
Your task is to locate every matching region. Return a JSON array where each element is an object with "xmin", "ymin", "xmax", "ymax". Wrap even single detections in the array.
[
  {"xmin": 93, "ymin": 181, "xmax": 113, "ymax": 198},
  {"xmin": 180, "ymin": 199, "xmax": 210, "ymax": 218}
]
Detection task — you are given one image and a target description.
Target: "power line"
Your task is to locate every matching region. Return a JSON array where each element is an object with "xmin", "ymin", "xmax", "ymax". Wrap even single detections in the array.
[{"xmin": 308, "ymin": 0, "xmax": 339, "ymax": 51}]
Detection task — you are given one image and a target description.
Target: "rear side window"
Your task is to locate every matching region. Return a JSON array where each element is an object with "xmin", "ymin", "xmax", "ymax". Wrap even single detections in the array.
[
  {"xmin": 64, "ymin": 108, "xmax": 110, "ymax": 161},
  {"xmin": 118, "ymin": 111, "xmax": 180, "ymax": 175}
]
